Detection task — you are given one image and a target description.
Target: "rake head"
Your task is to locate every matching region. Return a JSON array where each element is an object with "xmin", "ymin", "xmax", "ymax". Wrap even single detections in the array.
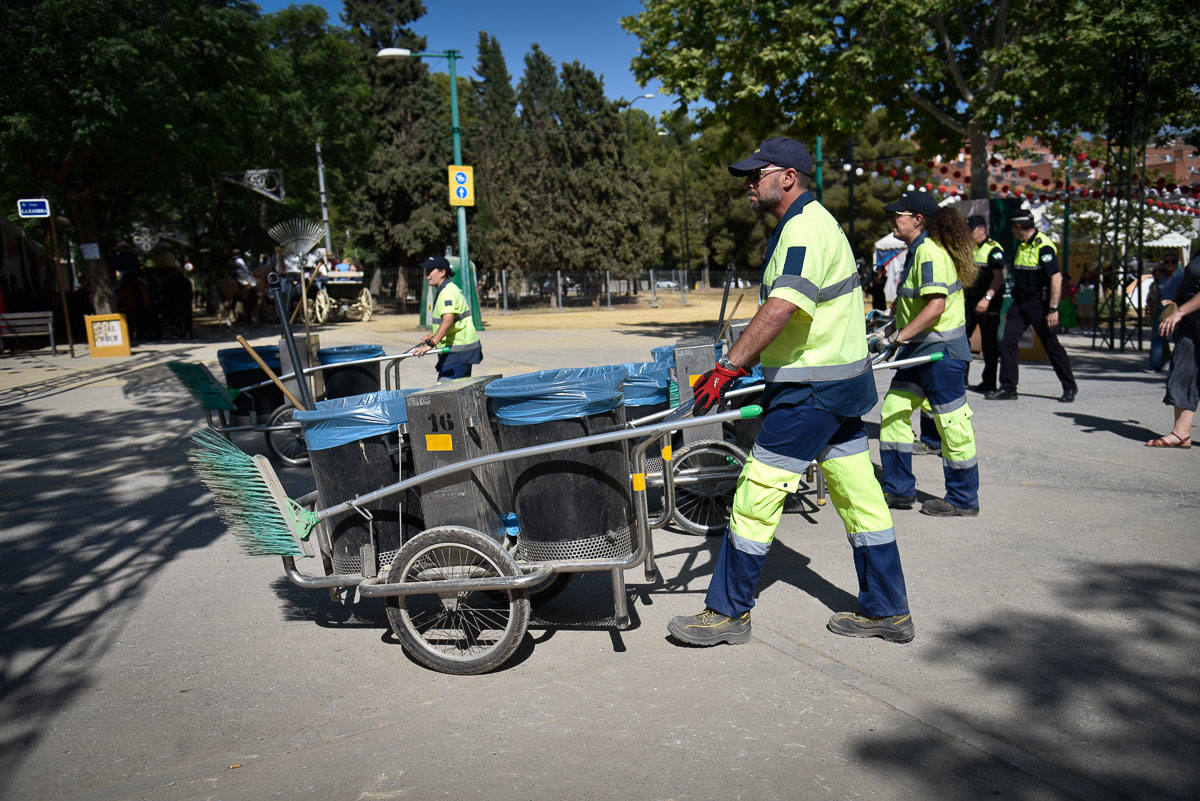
[
  {"xmin": 267, "ymin": 218, "xmax": 327, "ymax": 257},
  {"xmin": 187, "ymin": 429, "xmax": 319, "ymax": 556}
]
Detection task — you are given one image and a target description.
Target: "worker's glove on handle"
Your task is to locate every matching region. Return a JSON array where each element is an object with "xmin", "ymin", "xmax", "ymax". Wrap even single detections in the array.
[{"xmin": 691, "ymin": 362, "xmax": 748, "ymax": 416}]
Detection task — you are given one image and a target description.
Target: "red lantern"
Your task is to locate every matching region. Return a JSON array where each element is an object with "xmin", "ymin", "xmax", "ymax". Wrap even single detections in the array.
[
  {"xmin": 889, "ymin": 169, "xmax": 897, "ymax": 177},
  {"xmin": 949, "ymin": 187, "xmax": 958, "ymax": 196},
  {"xmin": 1001, "ymin": 185, "xmax": 1010, "ymax": 193},
  {"xmin": 939, "ymin": 165, "xmax": 949, "ymax": 174},
  {"xmin": 926, "ymin": 160, "xmax": 935, "ymax": 169},
  {"xmin": 1015, "ymin": 188, "xmax": 1023, "ymax": 197},
  {"xmin": 952, "ymin": 170, "xmax": 962, "ymax": 179},
  {"xmin": 1077, "ymin": 152, "xmax": 1088, "ymax": 162},
  {"xmin": 990, "ymin": 183, "xmax": 998, "ymax": 191},
  {"xmin": 1017, "ymin": 169, "xmax": 1026, "ymax": 177},
  {"xmin": 925, "ymin": 182, "xmax": 934, "ymax": 190},
  {"xmin": 1042, "ymin": 178, "xmax": 1051, "ymax": 187},
  {"xmin": 1055, "ymin": 180, "xmax": 1064, "ymax": 188}
]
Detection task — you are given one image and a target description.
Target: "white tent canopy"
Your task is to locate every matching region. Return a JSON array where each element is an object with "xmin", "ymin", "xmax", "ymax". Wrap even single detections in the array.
[
  {"xmin": 873, "ymin": 233, "xmax": 907, "ymax": 302},
  {"xmin": 1145, "ymin": 231, "xmax": 1191, "ymax": 263}
]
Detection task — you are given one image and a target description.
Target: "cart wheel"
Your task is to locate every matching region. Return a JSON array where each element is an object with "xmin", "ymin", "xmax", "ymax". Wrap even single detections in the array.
[
  {"xmin": 356, "ymin": 287, "xmax": 374, "ymax": 322},
  {"xmin": 385, "ymin": 526, "xmax": 529, "ymax": 675},
  {"xmin": 671, "ymin": 439, "xmax": 747, "ymax": 536},
  {"xmin": 309, "ymin": 289, "xmax": 331, "ymax": 325},
  {"xmin": 264, "ymin": 404, "xmax": 309, "ymax": 467}
]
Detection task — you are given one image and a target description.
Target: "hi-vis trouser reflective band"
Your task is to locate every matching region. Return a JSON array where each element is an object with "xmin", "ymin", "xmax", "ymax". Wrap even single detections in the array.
[
  {"xmin": 704, "ymin": 445, "xmax": 908, "ymax": 619},
  {"xmin": 880, "ymin": 363, "xmax": 979, "ymax": 509}
]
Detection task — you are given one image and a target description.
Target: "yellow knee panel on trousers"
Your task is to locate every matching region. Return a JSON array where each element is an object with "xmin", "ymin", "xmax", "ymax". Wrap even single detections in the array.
[
  {"xmin": 819, "ymin": 450, "xmax": 894, "ymax": 536},
  {"xmin": 933, "ymin": 403, "xmax": 976, "ymax": 462},
  {"xmin": 729, "ymin": 456, "xmax": 797, "ymax": 545},
  {"xmin": 880, "ymin": 390, "xmax": 923, "ymax": 444}
]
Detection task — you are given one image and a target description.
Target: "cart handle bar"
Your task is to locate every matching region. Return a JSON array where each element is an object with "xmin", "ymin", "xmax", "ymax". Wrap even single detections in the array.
[
  {"xmin": 628, "ymin": 351, "xmax": 943, "ymax": 427},
  {"xmin": 239, "ymin": 347, "xmax": 449, "ymax": 393},
  {"xmin": 314, "ymin": 403, "xmax": 762, "ymax": 523}
]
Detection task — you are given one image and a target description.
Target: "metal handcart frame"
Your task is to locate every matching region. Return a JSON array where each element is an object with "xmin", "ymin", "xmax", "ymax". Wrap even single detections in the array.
[{"xmin": 172, "ymin": 347, "xmax": 434, "ymax": 466}]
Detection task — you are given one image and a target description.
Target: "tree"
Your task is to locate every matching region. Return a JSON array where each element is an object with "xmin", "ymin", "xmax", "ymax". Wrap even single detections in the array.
[
  {"xmin": 1, "ymin": 0, "xmax": 263, "ymax": 312},
  {"xmin": 622, "ymin": 1, "xmax": 1200, "ymax": 198},
  {"xmin": 343, "ymin": 0, "xmax": 451, "ymax": 274}
]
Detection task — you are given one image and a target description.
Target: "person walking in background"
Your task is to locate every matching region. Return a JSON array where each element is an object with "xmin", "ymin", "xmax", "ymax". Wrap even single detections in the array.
[
  {"xmin": 985, "ymin": 208, "xmax": 1077, "ymax": 402},
  {"xmin": 964, "ymin": 215, "xmax": 1006, "ymax": 392},
  {"xmin": 1146, "ymin": 253, "xmax": 1200, "ymax": 448},
  {"xmin": 667, "ymin": 138, "xmax": 914, "ymax": 647},
  {"xmin": 414, "ymin": 255, "xmax": 483, "ymax": 382},
  {"xmin": 877, "ymin": 191, "xmax": 980, "ymax": 517}
]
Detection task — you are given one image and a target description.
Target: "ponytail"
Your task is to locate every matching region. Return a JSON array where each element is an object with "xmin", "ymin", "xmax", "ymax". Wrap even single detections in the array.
[{"xmin": 928, "ymin": 208, "xmax": 977, "ymax": 288}]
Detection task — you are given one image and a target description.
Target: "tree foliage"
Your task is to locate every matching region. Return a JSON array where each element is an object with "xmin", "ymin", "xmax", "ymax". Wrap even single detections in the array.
[{"xmin": 622, "ymin": 0, "xmax": 1200, "ymax": 198}]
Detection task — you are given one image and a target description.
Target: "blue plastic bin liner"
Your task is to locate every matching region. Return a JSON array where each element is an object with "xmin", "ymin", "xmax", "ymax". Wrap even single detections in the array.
[
  {"xmin": 651, "ymin": 344, "xmax": 675, "ymax": 365},
  {"xmin": 294, "ymin": 389, "xmax": 419, "ymax": 451},
  {"xmin": 485, "ymin": 366, "xmax": 626, "ymax": 425},
  {"xmin": 217, "ymin": 345, "xmax": 280, "ymax": 374},
  {"xmin": 620, "ymin": 361, "xmax": 672, "ymax": 407},
  {"xmin": 731, "ymin": 363, "xmax": 765, "ymax": 390},
  {"xmin": 317, "ymin": 344, "xmax": 386, "ymax": 365}
]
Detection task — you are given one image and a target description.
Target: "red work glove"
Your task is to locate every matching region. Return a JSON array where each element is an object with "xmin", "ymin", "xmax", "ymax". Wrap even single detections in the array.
[{"xmin": 691, "ymin": 361, "xmax": 748, "ymax": 416}]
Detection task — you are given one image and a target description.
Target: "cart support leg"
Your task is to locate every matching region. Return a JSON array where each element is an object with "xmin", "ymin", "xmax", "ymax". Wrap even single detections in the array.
[{"xmin": 611, "ymin": 567, "xmax": 629, "ymax": 628}]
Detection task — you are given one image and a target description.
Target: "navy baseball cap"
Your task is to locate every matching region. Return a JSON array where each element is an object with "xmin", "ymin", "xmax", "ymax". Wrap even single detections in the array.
[
  {"xmin": 729, "ymin": 138, "xmax": 814, "ymax": 177},
  {"xmin": 419, "ymin": 255, "xmax": 454, "ymax": 276},
  {"xmin": 883, "ymin": 190, "xmax": 942, "ymax": 218},
  {"xmin": 966, "ymin": 214, "xmax": 988, "ymax": 230}
]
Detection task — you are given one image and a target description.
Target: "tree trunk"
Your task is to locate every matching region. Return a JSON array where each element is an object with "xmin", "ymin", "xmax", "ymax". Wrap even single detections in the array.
[
  {"xmin": 67, "ymin": 188, "xmax": 117, "ymax": 314},
  {"xmin": 969, "ymin": 121, "xmax": 990, "ymax": 200}
]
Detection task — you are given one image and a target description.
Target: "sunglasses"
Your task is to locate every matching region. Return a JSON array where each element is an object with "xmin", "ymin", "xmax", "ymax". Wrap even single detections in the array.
[{"xmin": 747, "ymin": 166, "xmax": 787, "ymax": 182}]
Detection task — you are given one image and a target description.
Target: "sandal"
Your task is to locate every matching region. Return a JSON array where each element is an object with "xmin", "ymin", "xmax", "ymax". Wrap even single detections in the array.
[{"xmin": 1146, "ymin": 432, "xmax": 1192, "ymax": 448}]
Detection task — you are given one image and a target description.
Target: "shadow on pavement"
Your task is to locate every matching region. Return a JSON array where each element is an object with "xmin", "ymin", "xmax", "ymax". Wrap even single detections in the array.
[
  {"xmin": 0, "ymin": 379, "xmax": 222, "ymax": 782},
  {"xmin": 851, "ymin": 559, "xmax": 1200, "ymax": 801}
]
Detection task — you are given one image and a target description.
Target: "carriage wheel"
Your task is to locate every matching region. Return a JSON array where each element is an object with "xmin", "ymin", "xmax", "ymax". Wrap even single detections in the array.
[
  {"xmin": 308, "ymin": 289, "xmax": 331, "ymax": 325},
  {"xmin": 264, "ymin": 404, "xmax": 309, "ymax": 467},
  {"xmin": 385, "ymin": 526, "xmax": 529, "ymax": 675},
  {"xmin": 671, "ymin": 439, "xmax": 747, "ymax": 536},
  {"xmin": 355, "ymin": 287, "xmax": 374, "ymax": 322}
]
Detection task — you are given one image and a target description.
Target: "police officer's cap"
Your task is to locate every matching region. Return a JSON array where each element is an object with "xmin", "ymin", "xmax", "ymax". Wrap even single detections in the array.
[
  {"xmin": 966, "ymin": 214, "xmax": 988, "ymax": 231},
  {"xmin": 419, "ymin": 255, "xmax": 454, "ymax": 276},
  {"xmin": 883, "ymin": 190, "xmax": 942, "ymax": 219},
  {"xmin": 729, "ymin": 138, "xmax": 814, "ymax": 177},
  {"xmin": 1009, "ymin": 208, "xmax": 1036, "ymax": 226}
]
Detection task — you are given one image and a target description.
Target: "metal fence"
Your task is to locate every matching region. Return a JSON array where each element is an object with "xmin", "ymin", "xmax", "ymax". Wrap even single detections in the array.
[{"xmin": 370, "ymin": 266, "xmax": 759, "ymax": 313}]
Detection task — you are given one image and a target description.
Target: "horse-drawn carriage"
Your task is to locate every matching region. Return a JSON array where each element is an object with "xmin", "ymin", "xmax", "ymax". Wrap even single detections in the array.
[{"xmin": 306, "ymin": 270, "xmax": 373, "ymax": 325}]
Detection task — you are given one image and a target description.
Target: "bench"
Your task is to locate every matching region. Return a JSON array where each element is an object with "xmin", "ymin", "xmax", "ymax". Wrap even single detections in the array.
[{"xmin": 0, "ymin": 311, "xmax": 56, "ymax": 355}]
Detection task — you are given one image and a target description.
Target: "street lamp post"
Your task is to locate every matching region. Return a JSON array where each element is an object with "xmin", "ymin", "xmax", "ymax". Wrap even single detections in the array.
[
  {"xmin": 658, "ymin": 130, "xmax": 690, "ymax": 304},
  {"xmin": 624, "ymin": 93, "xmax": 655, "ymax": 144},
  {"xmin": 377, "ymin": 46, "xmax": 475, "ymax": 324}
]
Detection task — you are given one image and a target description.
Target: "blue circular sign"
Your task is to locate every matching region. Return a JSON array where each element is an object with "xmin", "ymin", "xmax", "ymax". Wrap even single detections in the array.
[
  {"xmin": 456, "ymin": 186, "xmax": 468, "ymax": 198},
  {"xmin": 455, "ymin": 171, "xmax": 468, "ymax": 185}
]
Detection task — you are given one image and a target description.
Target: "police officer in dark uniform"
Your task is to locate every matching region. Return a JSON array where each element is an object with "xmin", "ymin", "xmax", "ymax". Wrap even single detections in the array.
[
  {"xmin": 985, "ymin": 208, "xmax": 1078, "ymax": 402},
  {"xmin": 964, "ymin": 215, "xmax": 1006, "ymax": 392}
]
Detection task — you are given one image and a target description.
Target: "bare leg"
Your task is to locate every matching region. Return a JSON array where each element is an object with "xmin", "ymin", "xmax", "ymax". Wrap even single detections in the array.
[{"xmin": 1172, "ymin": 407, "xmax": 1195, "ymax": 439}]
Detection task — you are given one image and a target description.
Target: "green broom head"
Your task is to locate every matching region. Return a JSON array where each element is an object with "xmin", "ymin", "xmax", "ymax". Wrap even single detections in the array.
[
  {"xmin": 167, "ymin": 361, "xmax": 239, "ymax": 411},
  {"xmin": 187, "ymin": 430, "xmax": 319, "ymax": 556}
]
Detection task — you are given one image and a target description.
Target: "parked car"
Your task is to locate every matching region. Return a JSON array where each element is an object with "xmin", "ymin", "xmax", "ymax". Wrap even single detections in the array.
[{"xmin": 656, "ymin": 279, "xmax": 679, "ymax": 288}]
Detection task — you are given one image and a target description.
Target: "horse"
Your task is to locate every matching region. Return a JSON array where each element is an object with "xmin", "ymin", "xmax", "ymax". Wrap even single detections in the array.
[
  {"xmin": 212, "ymin": 266, "xmax": 270, "ymax": 326},
  {"xmin": 117, "ymin": 273, "xmax": 161, "ymax": 342},
  {"xmin": 149, "ymin": 266, "xmax": 194, "ymax": 339}
]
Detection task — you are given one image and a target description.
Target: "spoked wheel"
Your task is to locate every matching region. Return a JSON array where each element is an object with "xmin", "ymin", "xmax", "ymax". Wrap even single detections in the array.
[
  {"xmin": 385, "ymin": 526, "xmax": 529, "ymax": 675},
  {"xmin": 264, "ymin": 404, "xmax": 309, "ymax": 466},
  {"xmin": 308, "ymin": 289, "xmax": 331, "ymax": 325},
  {"xmin": 355, "ymin": 287, "xmax": 374, "ymax": 322},
  {"xmin": 671, "ymin": 439, "xmax": 747, "ymax": 536}
]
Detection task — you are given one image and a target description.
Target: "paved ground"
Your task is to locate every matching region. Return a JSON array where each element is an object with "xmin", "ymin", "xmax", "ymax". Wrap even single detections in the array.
[{"xmin": 1, "ymin": 295, "xmax": 1197, "ymax": 801}]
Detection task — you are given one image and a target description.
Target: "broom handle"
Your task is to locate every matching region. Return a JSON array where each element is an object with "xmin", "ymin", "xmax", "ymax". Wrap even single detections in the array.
[
  {"xmin": 714, "ymin": 294, "xmax": 744, "ymax": 344},
  {"xmin": 236, "ymin": 335, "xmax": 308, "ymax": 410}
]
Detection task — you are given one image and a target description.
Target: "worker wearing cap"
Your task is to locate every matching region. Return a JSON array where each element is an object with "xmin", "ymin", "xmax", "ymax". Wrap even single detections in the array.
[
  {"xmin": 414, "ymin": 256, "xmax": 482, "ymax": 381},
  {"xmin": 985, "ymin": 209, "xmax": 1077, "ymax": 402},
  {"xmin": 878, "ymin": 191, "xmax": 980, "ymax": 517},
  {"xmin": 667, "ymin": 137, "xmax": 914, "ymax": 647},
  {"xmin": 965, "ymin": 215, "xmax": 1007, "ymax": 392}
]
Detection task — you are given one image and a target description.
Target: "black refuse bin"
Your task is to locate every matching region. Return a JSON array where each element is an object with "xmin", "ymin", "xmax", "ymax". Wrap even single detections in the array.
[
  {"xmin": 318, "ymin": 344, "xmax": 385, "ymax": 399},
  {"xmin": 294, "ymin": 390, "xmax": 423, "ymax": 575},
  {"xmin": 217, "ymin": 345, "xmax": 284, "ymax": 418},
  {"xmin": 485, "ymin": 366, "xmax": 633, "ymax": 562},
  {"xmin": 619, "ymin": 361, "xmax": 672, "ymax": 420}
]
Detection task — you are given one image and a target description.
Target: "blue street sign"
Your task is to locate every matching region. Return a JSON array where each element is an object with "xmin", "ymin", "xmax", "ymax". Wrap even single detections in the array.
[
  {"xmin": 455, "ymin": 171, "xmax": 468, "ymax": 185},
  {"xmin": 455, "ymin": 186, "xmax": 468, "ymax": 199},
  {"xmin": 18, "ymin": 198, "xmax": 50, "ymax": 218}
]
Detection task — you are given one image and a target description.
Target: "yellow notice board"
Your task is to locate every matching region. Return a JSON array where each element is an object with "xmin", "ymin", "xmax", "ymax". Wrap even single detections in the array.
[{"xmin": 85, "ymin": 314, "xmax": 131, "ymax": 357}]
